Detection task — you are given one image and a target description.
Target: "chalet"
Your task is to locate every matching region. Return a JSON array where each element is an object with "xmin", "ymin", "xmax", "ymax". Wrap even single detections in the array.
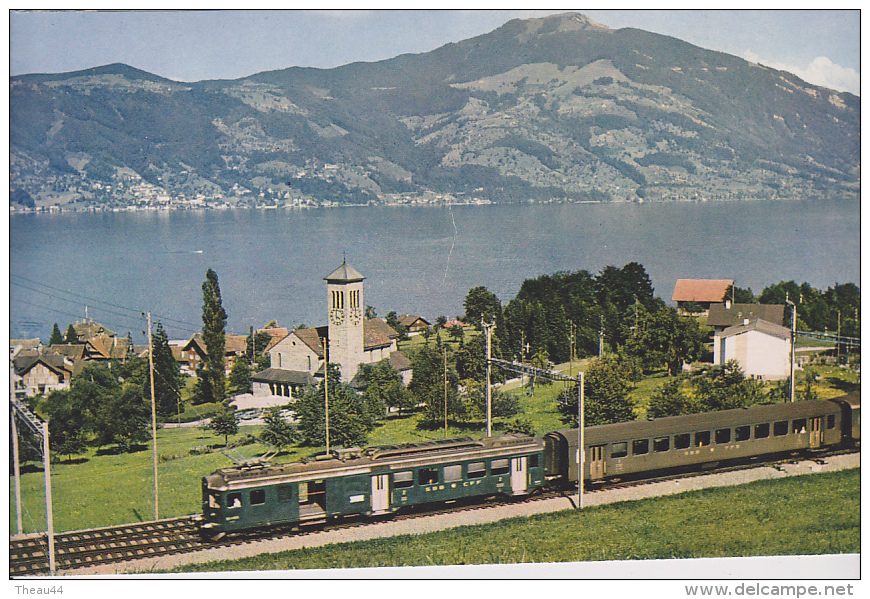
[
  {"xmin": 672, "ymin": 279, "xmax": 734, "ymax": 315},
  {"xmin": 10, "ymin": 338, "xmax": 42, "ymax": 358},
  {"xmin": 12, "ymin": 354, "xmax": 75, "ymax": 399},
  {"xmin": 72, "ymin": 320, "xmax": 114, "ymax": 343},
  {"xmin": 714, "ymin": 318, "xmax": 791, "ymax": 380},
  {"xmin": 180, "ymin": 334, "xmax": 247, "ymax": 374},
  {"xmin": 81, "ymin": 334, "xmax": 134, "ymax": 361},
  {"xmin": 398, "ymin": 314, "xmax": 431, "ymax": 334}
]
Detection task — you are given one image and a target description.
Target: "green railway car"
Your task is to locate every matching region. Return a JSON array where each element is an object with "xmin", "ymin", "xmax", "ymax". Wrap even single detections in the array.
[{"xmin": 201, "ymin": 434, "xmax": 546, "ymax": 536}]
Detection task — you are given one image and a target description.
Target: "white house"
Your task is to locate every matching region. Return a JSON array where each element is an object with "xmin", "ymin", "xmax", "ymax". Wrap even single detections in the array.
[{"xmin": 714, "ymin": 318, "xmax": 791, "ymax": 380}]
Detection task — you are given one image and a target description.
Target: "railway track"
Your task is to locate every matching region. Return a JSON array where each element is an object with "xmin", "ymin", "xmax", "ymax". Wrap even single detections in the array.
[{"xmin": 10, "ymin": 448, "xmax": 857, "ymax": 576}]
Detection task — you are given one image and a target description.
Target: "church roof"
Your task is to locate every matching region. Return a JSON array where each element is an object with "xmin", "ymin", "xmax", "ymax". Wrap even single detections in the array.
[{"xmin": 324, "ymin": 261, "xmax": 365, "ymax": 283}]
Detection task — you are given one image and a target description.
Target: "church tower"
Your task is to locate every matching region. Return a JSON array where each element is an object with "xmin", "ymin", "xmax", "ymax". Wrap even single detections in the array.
[{"xmin": 324, "ymin": 260, "xmax": 365, "ymax": 382}]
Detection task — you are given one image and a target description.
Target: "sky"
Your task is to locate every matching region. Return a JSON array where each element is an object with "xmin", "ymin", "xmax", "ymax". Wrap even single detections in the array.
[{"xmin": 7, "ymin": 9, "xmax": 861, "ymax": 95}]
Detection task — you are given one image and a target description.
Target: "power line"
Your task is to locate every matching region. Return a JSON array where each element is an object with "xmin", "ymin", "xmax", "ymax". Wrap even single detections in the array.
[{"xmin": 10, "ymin": 273, "xmax": 202, "ymax": 332}]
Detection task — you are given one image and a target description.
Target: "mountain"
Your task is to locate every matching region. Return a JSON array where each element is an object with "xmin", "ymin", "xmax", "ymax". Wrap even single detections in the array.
[{"xmin": 9, "ymin": 13, "xmax": 860, "ymax": 210}]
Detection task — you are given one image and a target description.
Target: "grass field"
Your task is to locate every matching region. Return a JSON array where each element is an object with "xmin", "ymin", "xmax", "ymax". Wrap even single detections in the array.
[
  {"xmin": 10, "ymin": 347, "xmax": 860, "ymax": 535},
  {"xmin": 163, "ymin": 468, "xmax": 860, "ymax": 573}
]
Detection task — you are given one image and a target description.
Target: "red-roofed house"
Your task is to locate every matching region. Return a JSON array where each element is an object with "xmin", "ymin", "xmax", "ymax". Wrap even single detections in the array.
[{"xmin": 672, "ymin": 279, "xmax": 733, "ymax": 315}]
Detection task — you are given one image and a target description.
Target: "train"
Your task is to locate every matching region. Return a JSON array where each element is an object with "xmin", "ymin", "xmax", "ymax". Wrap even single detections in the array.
[{"xmin": 199, "ymin": 395, "xmax": 859, "ymax": 538}]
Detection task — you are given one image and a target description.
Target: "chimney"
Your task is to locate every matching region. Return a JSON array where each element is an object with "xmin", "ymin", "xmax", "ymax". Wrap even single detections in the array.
[
  {"xmin": 725, "ymin": 299, "xmax": 731, "ymax": 309},
  {"xmin": 743, "ymin": 318, "xmax": 749, "ymax": 326}
]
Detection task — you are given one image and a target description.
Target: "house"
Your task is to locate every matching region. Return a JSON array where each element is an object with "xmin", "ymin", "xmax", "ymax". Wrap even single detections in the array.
[
  {"xmin": 713, "ymin": 318, "xmax": 791, "ymax": 380},
  {"xmin": 672, "ymin": 279, "xmax": 734, "ymax": 315},
  {"xmin": 10, "ymin": 338, "xmax": 42, "ymax": 358},
  {"xmin": 81, "ymin": 334, "xmax": 134, "ymax": 361},
  {"xmin": 12, "ymin": 354, "xmax": 75, "ymax": 399},
  {"xmin": 398, "ymin": 314, "xmax": 431, "ymax": 335},
  {"xmin": 180, "ymin": 333, "xmax": 247, "ymax": 374},
  {"xmin": 707, "ymin": 303, "xmax": 786, "ymax": 334},
  {"xmin": 72, "ymin": 320, "xmax": 115, "ymax": 342}
]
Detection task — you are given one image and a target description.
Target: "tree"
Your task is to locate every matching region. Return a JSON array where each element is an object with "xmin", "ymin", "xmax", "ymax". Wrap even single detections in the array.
[
  {"xmin": 43, "ymin": 389, "xmax": 90, "ymax": 460},
  {"xmin": 557, "ymin": 354, "xmax": 636, "ymax": 427},
  {"xmin": 725, "ymin": 284, "xmax": 756, "ymax": 304},
  {"xmin": 259, "ymin": 407, "xmax": 297, "ymax": 451},
  {"xmin": 93, "ymin": 384, "xmax": 152, "ymax": 451},
  {"xmin": 358, "ymin": 361, "xmax": 412, "ymax": 416},
  {"xmin": 145, "ymin": 321, "xmax": 183, "ymax": 417},
  {"xmin": 463, "ymin": 286, "xmax": 502, "ymax": 330},
  {"xmin": 64, "ymin": 324, "xmax": 78, "ymax": 344},
  {"xmin": 49, "ymin": 323, "xmax": 64, "ymax": 346},
  {"xmin": 228, "ymin": 354, "xmax": 253, "ymax": 396},
  {"xmin": 409, "ymin": 343, "xmax": 461, "ymax": 427},
  {"xmin": 207, "ymin": 409, "xmax": 239, "ymax": 447},
  {"xmin": 625, "ymin": 306, "xmax": 706, "ymax": 375},
  {"xmin": 647, "ymin": 376, "xmax": 698, "ymax": 418},
  {"xmin": 200, "ymin": 268, "xmax": 228, "ymax": 403},
  {"xmin": 295, "ymin": 364, "xmax": 373, "ymax": 447}
]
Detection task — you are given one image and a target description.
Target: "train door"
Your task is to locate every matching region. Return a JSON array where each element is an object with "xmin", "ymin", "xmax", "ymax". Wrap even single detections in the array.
[
  {"xmin": 589, "ymin": 445, "xmax": 606, "ymax": 480},
  {"xmin": 809, "ymin": 417, "xmax": 824, "ymax": 448},
  {"xmin": 371, "ymin": 474, "xmax": 390, "ymax": 513},
  {"xmin": 511, "ymin": 456, "xmax": 528, "ymax": 494}
]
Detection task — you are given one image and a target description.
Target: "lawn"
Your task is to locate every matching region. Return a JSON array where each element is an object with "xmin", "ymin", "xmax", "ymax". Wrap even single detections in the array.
[
  {"xmin": 164, "ymin": 468, "xmax": 860, "ymax": 572},
  {"xmin": 11, "ymin": 350, "xmax": 859, "ymax": 535}
]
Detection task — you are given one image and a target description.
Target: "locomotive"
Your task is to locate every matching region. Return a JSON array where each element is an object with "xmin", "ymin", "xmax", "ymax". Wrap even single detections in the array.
[{"xmin": 200, "ymin": 396, "xmax": 858, "ymax": 538}]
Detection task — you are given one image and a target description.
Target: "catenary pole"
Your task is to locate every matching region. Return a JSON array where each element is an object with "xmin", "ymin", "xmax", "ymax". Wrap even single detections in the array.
[
  {"xmin": 12, "ymin": 405, "xmax": 23, "ymax": 535},
  {"xmin": 482, "ymin": 320, "xmax": 494, "ymax": 437},
  {"xmin": 43, "ymin": 421, "xmax": 55, "ymax": 575},
  {"xmin": 148, "ymin": 312, "xmax": 159, "ymax": 520},
  {"xmin": 325, "ymin": 362, "xmax": 330, "ymax": 454},
  {"xmin": 578, "ymin": 372, "xmax": 584, "ymax": 509}
]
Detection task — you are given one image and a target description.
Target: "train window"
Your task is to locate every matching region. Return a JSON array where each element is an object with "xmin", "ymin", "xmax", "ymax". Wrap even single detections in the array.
[
  {"xmin": 735, "ymin": 426, "xmax": 751, "ymax": 442},
  {"xmin": 529, "ymin": 454, "xmax": 539, "ymax": 468},
  {"xmin": 208, "ymin": 493, "xmax": 220, "ymax": 509},
  {"xmin": 611, "ymin": 442, "xmax": 628, "ymax": 458},
  {"xmin": 694, "ymin": 431, "xmax": 711, "ymax": 447},
  {"xmin": 653, "ymin": 437, "xmax": 669, "ymax": 452},
  {"xmin": 467, "ymin": 462, "xmax": 486, "ymax": 479},
  {"xmin": 418, "ymin": 468, "xmax": 439, "ymax": 485},
  {"xmin": 674, "ymin": 434, "xmax": 690, "ymax": 449},
  {"xmin": 827, "ymin": 415, "xmax": 836, "ymax": 429},
  {"xmin": 394, "ymin": 471, "xmax": 414, "ymax": 489},
  {"xmin": 773, "ymin": 421, "xmax": 788, "ymax": 436},
  {"xmin": 250, "ymin": 489, "xmax": 266, "ymax": 506},
  {"xmin": 491, "ymin": 459, "xmax": 510, "ymax": 475},
  {"xmin": 792, "ymin": 419, "xmax": 807, "ymax": 434},
  {"xmin": 632, "ymin": 439, "xmax": 649, "ymax": 455},
  {"xmin": 277, "ymin": 485, "xmax": 292, "ymax": 502},
  {"xmin": 228, "ymin": 492, "xmax": 242, "ymax": 509},
  {"xmin": 444, "ymin": 464, "xmax": 462, "ymax": 483},
  {"xmin": 715, "ymin": 428, "xmax": 731, "ymax": 444},
  {"xmin": 755, "ymin": 423, "xmax": 770, "ymax": 439}
]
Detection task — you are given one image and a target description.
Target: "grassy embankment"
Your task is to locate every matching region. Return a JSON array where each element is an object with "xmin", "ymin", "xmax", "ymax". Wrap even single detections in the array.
[
  {"xmin": 10, "ymin": 328, "xmax": 860, "ymax": 535},
  {"xmin": 163, "ymin": 468, "xmax": 859, "ymax": 572}
]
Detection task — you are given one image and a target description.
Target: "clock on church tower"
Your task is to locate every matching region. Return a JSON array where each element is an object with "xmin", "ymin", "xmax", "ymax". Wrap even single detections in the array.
[{"xmin": 324, "ymin": 260, "xmax": 365, "ymax": 382}]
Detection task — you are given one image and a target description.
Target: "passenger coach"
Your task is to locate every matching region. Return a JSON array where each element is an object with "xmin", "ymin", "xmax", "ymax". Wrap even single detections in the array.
[
  {"xmin": 201, "ymin": 434, "xmax": 545, "ymax": 536},
  {"xmin": 545, "ymin": 399, "xmax": 851, "ymax": 485}
]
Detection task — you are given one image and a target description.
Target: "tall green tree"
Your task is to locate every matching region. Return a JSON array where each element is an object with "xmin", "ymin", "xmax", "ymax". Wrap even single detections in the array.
[
  {"xmin": 409, "ymin": 343, "xmax": 461, "ymax": 427},
  {"xmin": 200, "ymin": 268, "xmax": 228, "ymax": 403},
  {"xmin": 295, "ymin": 364, "xmax": 373, "ymax": 447},
  {"xmin": 259, "ymin": 407, "xmax": 297, "ymax": 451},
  {"xmin": 463, "ymin": 286, "xmax": 502, "ymax": 331},
  {"xmin": 49, "ymin": 323, "xmax": 64, "ymax": 346},
  {"xmin": 228, "ymin": 354, "xmax": 253, "ymax": 396},
  {"xmin": 64, "ymin": 324, "xmax": 78, "ymax": 344},
  {"xmin": 625, "ymin": 306, "xmax": 706, "ymax": 375},
  {"xmin": 145, "ymin": 321, "xmax": 183, "ymax": 417}
]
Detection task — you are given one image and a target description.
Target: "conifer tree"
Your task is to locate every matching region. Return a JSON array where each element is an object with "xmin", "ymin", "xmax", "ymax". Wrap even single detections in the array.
[
  {"xmin": 64, "ymin": 324, "xmax": 78, "ymax": 344},
  {"xmin": 200, "ymin": 268, "xmax": 228, "ymax": 403},
  {"xmin": 49, "ymin": 323, "xmax": 64, "ymax": 346},
  {"xmin": 145, "ymin": 321, "xmax": 183, "ymax": 417}
]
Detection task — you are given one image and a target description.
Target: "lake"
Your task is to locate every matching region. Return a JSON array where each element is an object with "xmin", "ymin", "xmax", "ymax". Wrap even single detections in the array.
[{"xmin": 8, "ymin": 199, "xmax": 860, "ymax": 344}]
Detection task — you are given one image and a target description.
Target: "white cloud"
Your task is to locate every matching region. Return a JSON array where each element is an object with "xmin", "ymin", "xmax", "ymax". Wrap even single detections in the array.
[{"xmin": 742, "ymin": 50, "xmax": 859, "ymax": 96}]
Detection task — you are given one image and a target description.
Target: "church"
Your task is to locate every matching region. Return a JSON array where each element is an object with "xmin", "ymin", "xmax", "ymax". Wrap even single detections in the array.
[{"xmin": 251, "ymin": 261, "xmax": 412, "ymax": 399}]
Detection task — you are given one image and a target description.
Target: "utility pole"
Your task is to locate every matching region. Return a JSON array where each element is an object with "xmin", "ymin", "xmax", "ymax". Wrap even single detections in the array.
[
  {"xmin": 147, "ymin": 312, "xmax": 159, "ymax": 520},
  {"xmin": 599, "ymin": 315, "xmax": 604, "ymax": 358},
  {"xmin": 568, "ymin": 319, "xmax": 574, "ymax": 377},
  {"xmin": 11, "ymin": 405, "xmax": 23, "ymax": 535},
  {"xmin": 325, "ymin": 361, "xmax": 330, "ymax": 454},
  {"xmin": 482, "ymin": 320, "xmax": 495, "ymax": 437},
  {"xmin": 578, "ymin": 372, "xmax": 584, "ymax": 509},
  {"xmin": 785, "ymin": 298, "xmax": 796, "ymax": 403},
  {"xmin": 443, "ymin": 348, "xmax": 448, "ymax": 438}
]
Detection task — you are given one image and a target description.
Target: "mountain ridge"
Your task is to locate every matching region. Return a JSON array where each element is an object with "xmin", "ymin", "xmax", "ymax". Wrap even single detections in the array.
[{"xmin": 10, "ymin": 12, "xmax": 859, "ymax": 210}]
